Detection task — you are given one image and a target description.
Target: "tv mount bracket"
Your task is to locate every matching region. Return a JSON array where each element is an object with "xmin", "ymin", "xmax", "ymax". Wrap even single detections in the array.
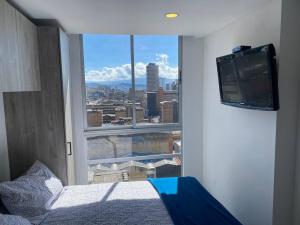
[{"xmin": 232, "ymin": 45, "xmax": 252, "ymax": 54}]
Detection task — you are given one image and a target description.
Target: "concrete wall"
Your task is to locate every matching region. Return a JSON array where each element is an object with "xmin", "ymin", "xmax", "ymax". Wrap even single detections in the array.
[
  {"xmin": 200, "ymin": 1, "xmax": 281, "ymax": 225},
  {"xmin": 182, "ymin": 36, "xmax": 204, "ymax": 181}
]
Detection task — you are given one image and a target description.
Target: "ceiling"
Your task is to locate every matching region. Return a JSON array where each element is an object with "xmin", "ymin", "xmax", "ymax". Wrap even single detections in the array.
[{"xmin": 12, "ymin": 0, "xmax": 273, "ymax": 36}]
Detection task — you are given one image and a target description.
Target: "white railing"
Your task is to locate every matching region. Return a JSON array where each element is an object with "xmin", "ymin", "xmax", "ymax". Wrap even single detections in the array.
[{"xmin": 88, "ymin": 153, "xmax": 181, "ymax": 165}]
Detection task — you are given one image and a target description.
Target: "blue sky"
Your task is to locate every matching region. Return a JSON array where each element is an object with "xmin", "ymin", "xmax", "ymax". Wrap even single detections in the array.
[{"xmin": 83, "ymin": 34, "xmax": 179, "ymax": 82}]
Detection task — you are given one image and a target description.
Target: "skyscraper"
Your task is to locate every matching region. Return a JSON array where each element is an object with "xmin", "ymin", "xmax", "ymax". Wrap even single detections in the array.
[
  {"xmin": 146, "ymin": 63, "xmax": 159, "ymax": 92},
  {"xmin": 157, "ymin": 87, "xmax": 164, "ymax": 113},
  {"xmin": 160, "ymin": 101, "xmax": 173, "ymax": 123},
  {"xmin": 160, "ymin": 100, "xmax": 179, "ymax": 123},
  {"xmin": 147, "ymin": 92, "xmax": 158, "ymax": 117},
  {"xmin": 172, "ymin": 100, "xmax": 179, "ymax": 123}
]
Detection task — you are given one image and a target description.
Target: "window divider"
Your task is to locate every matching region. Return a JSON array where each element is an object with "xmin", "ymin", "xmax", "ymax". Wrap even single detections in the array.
[
  {"xmin": 80, "ymin": 35, "xmax": 89, "ymax": 130},
  {"xmin": 130, "ymin": 35, "xmax": 137, "ymax": 128},
  {"xmin": 83, "ymin": 124, "xmax": 181, "ymax": 137},
  {"xmin": 178, "ymin": 36, "xmax": 183, "ymax": 125}
]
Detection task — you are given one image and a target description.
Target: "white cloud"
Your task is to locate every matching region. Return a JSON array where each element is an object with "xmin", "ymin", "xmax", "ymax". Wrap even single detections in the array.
[
  {"xmin": 85, "ymin": 53, "xmax": 178, "ymax": 82},
  {"xmin": 155, "ymin": 54, "xmax": 178, "ymax": 80},
  {"xmin": 85, "ymin": 64, "xmax": 131, "ymax": 82}
]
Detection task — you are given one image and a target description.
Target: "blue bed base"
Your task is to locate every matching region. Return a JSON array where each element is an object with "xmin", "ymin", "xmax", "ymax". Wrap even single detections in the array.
[{"xmin": 148, "ymin": 177, "xmax": 242, "ymax": 225}]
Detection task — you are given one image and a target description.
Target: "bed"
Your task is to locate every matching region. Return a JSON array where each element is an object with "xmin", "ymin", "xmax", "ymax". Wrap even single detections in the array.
[
  {"xmin": 0, "ymin": 162, "xmax": 242, "ymax": 225},
  {"xmin": 40, "ymin": 181, "xmax": 173, "ymax": 225}
]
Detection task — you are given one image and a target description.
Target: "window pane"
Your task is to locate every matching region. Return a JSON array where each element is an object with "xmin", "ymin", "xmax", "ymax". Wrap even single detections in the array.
[
  {"xmin": 87, "ymin": 131, "xmax": 182, "ymax": 184},
  {"xmin": 133, "ymin": 35, "xmax": 179, "ymax": 125},
  {"xmin": 83, "ymin": 35, "xmax": 132, "ymax": 128}
]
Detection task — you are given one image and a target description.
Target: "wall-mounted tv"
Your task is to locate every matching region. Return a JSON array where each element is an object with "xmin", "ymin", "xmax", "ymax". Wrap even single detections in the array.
[{"xmin": 216, "ymin": 44, "xmax": 279, "ymax": 111}]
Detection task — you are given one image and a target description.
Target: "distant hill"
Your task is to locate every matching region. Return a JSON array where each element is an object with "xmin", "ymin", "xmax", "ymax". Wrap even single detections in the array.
[{"xmin": 86, "ymin": 77, "xmax": 177, "ymax": 91}]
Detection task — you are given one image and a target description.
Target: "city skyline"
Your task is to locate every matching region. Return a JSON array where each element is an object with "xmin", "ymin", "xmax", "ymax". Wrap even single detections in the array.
[{"xmin": 84, "ymin": 34, "xmax": 179, "ymax": 127}]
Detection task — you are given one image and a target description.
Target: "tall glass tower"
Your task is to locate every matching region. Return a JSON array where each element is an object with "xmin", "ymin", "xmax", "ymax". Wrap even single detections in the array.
[{"xmin": 146, "ymin": 63, "xmax": 159, "ymax": 92}]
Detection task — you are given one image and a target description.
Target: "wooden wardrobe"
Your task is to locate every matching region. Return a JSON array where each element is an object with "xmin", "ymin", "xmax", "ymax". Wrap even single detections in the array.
[
  {"xmin": 3, "ymin": 26, "xmax": 74, "ymax": 185},
  {"xmin": 0, "ymin": 0, "xmax": 40, "ymax": 92}
]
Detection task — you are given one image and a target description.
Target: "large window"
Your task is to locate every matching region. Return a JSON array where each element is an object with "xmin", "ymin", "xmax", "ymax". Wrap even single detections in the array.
[{"xmin": 83, "ymin": 35, "xmax": 181, "ymax": 184}]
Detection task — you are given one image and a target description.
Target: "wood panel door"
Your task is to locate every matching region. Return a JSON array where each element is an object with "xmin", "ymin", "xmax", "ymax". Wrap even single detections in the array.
[
  {"xmin": 0, "ymin": 0, "xmax": 40, "ymax": 92},
  {"xmin": 4, "ymin": 27, "xmax": 68, "ymax": 184},
  {"xmin": 0, "ymin": 0, "xmax": 20, "ymax": 90},
  {"xmin": 15, "ymin": 9, "xmax": 40, "ymax": 91}
]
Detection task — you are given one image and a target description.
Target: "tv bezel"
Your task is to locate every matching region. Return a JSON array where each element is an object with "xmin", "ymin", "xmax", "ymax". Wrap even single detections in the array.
[{"xmin": 216, "ymin": 44, "xmax": 279, "ymax": 111}]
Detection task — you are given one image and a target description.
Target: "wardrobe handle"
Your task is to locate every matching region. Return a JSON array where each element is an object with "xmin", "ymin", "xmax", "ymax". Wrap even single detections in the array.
[{"xmin": 67, "ymin": 142, "xmax": 72, "ymax": 156}]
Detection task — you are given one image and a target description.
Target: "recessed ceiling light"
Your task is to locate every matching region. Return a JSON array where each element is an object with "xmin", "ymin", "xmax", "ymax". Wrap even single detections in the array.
[{"xmin": 165, "ymin": 13, "xmax": 179, "ymax": 19}]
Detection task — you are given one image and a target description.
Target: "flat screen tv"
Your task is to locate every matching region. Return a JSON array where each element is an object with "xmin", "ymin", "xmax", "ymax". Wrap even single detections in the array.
[{"xmin": 216, "ymin": 44, "xmax": 279, "ymax": 111}]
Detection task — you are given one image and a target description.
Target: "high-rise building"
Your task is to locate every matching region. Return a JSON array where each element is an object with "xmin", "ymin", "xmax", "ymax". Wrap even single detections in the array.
[
  {"xmin": 157, "ymin": 87, "xmax": 164, "ymax": 113},
  {"xmin": 163, "ymin": 90, "xmax": 178, "ymax": 102},
  {"xmin": 172, "ymin": 100, "xmax": 179, "ymax": 123},
  {"xmin": 147, "ymin": 92, "xmax": 158, "ymax": 117},
  {"xmin": 146, "ymin": 63, "xmax": 159, "ymax": 92},
  {"xmin": 160, "ymin": 101, "xmax": 173, "ymax": 123},
  {"xmin": 129, "ymin": 88, "xmax": 145, "ymax": 102},
  {"xmin": 125, "ymin": 104, "xmax": 132, "ymax": 117},
  {"xmin": 160, "ymin": 100, "xmax": 179, "ymax": 123},
  {"xmin": 136, "ymin": 107, "xmax": 145, "ymax": 122},
  {"xmin": 87, "ymin": 109, "xmax": 103, "ymax": 127}
]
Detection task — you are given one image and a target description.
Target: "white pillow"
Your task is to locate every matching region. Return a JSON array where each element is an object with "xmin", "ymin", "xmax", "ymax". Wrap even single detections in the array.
[
  {"xmin": 0, "ymin": 161, "xmax": 63, "ymax": 223},
  {"xmin": 0, "ymin": 214, "xmax": 32, "ymax": 225}
]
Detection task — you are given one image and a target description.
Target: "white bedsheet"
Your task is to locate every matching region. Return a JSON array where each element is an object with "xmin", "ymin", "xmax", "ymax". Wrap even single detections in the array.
[{"xmin": 39, "ymin": 181, "xmax": 174, "ymax": 225}]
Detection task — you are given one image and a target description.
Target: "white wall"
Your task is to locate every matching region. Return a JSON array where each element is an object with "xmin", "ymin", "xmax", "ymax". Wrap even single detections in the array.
[
  {"xmin": 182, "ymin": 36, "xmax": 204, "ymax": 181},
  {"xmin": 0, "ymin": 93, "xmax": 10, "ymax": 182},
  {"xmin": 200, "ymin": 1, "xmax": 281, "ymax": 225}
]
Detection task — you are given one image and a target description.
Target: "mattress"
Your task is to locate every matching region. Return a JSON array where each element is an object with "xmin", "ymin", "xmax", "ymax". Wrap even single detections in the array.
[{"xmin": 39, "ymin": 181, "xmax": 174, "ymax": 225}]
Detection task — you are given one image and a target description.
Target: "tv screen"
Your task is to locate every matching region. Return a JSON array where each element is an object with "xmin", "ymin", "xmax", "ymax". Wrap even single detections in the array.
[{"xmin": 216, "ymin": 44, "xmax": 279, "ymax": 111}]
